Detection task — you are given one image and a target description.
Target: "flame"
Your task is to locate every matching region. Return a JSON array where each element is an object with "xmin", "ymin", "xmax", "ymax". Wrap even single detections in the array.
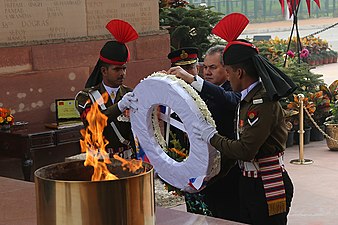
[
  {"xmin": 80, "ymin": 93, "xmax": 118, "ymax": 181},
  {"xmin": 80, "ymin": 92, "xmax": 144, "ymax": 181},
  {"xmin": 113, "ymin": 154, "xmax": 145, "ymax": 174}
]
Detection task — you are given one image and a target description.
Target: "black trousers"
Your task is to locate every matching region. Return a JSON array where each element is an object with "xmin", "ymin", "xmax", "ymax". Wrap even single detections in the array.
[
  {"xmin": 239, "ymin": 171, "xmax": 294, "ymax": 225},
  {"xmin": 203, "ymin": 164, "xmax": 243, "ymax": 223}
]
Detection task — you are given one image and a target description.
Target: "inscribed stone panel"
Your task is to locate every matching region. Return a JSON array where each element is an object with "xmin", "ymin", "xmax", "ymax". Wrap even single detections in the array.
[
  {"xmin": 0, "ymin": 0, "xmax": 87, "ymax": 43},
  {"xmin": 86, "ymin": 0, "xmax": 159, "ymax": 36}
]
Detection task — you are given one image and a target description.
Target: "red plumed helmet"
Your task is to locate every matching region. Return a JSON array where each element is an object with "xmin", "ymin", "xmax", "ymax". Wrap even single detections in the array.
[
  {"xmin": 212, "ymin": 13, "xmax": 249, "ymax": 42},
  {"xmin": 106, "ymin": 19, "xmax": 139, "ymax": 44}
]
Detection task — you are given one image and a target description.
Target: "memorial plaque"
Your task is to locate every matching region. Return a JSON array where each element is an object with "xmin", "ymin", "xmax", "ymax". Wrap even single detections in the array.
[
  {"xmin": 86, "ymin": 0, "xmax": 159, "ymax": 36},
  {"xmin": 0, "ymin": 0, "xmax": 87, "ymax": 43},
  {"xmin": 0, "ymin": 0, "xmax": 159, "ymax": 44}
]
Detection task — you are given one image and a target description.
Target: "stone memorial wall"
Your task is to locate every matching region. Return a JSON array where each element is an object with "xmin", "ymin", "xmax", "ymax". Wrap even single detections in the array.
[
  {"xmin": 87, "ymin": 0, "xmax": 159, "ymax": 36},
  {"xmin": 0, "ymin": 0, "xmax": 169, "ymax": 124},
  {"xmin": 0, "ymin": 0, "xmax": 159, "ymax": 43}
]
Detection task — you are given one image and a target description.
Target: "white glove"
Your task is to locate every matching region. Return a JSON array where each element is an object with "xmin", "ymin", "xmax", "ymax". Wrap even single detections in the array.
[
  {"xmin": 192, "ymin": 119, "xmax": 217, "ymax": 144},
  {"xmin": 118, "ymin": 92, "xmax": 138, "ymax": 112}
]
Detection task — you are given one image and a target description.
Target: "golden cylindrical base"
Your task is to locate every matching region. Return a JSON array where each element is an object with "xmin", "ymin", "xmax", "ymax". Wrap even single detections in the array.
[
  {"xmin": 35, "ymin": 160, "xmax": 154, "ymax": 225},
  {"xmin": 290, "ymin": 159, "xmax": 314, "ymax": 165}
]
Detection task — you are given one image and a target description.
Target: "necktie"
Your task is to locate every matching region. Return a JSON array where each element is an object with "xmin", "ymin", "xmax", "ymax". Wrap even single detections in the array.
[
  {"xmin": 110, "ymin": 91, "xmax": 115, "ymax": 99},
  {"xmin": 110, "ymin": 91, "xmax": 116, "ymax": 103}
]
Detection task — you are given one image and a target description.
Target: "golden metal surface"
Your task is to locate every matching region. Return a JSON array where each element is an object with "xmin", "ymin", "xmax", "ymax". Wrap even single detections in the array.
[
  {"xmin": 35, "ymin": 160, "xmax": 155, "ymax": 225},
  {"xmin": 290, "ymin": 159, "xmax": 314, "ymax": 165}
]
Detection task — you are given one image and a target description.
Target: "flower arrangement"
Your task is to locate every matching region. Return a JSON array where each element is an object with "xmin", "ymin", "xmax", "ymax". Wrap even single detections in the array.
[
  {"xmin": 0, "ymin": 107, "xmax": 14, "ymax": 129},
  {"xmin": 254, "ymin": 35, "xmax": 336, "ymax": 67},
  {"xmin": 147, "ymin": 72, "xmax": 216, "ymax": 195},
  {"xmin": 308, "ymin": 90, "xmax": 331, "ymax": 125},
  {"xmin": 323, "ymin": 80, "xmax": 338, "ymax": 124}
]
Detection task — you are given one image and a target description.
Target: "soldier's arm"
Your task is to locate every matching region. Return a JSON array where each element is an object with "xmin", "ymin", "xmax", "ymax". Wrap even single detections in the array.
[
  {"xmin": 102, "ymin": 104, "xmax": 122, "ymax": 120},
  {"xmin": 200, "ymin": 80, "xmax": 241, "ymax": 110},
  {"xmin": 210, "ymin": 101, "xmax": 277, "ymax": 161},
  {"xmin": 75, "ymin": 90, "xmax": 92, "ymax": 124},
  {"xmin": 75, "ymin": 90, "xmax": 122, "ymax": 123},
  {"xmin": 103, "ymin": 87, "xmax": 133, "ymax": 119}
]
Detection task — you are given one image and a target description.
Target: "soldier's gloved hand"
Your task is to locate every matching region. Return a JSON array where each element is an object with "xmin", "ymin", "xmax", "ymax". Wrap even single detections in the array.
[
  {"xmin": 192, "ymin": 119, "xmax": 217, "ymax": 144},
  {"xmin": 118, "ymin": 92, "xmax": 138, "ymax": 112}
]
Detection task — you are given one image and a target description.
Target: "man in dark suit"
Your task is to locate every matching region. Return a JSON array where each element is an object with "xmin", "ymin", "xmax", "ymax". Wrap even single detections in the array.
[
  {"xmin": 75, "ymin": 19, "xmax": 138, "ymax": 159},
  {"xmin": 168, "ymin": 46, "xmax": 243, "ymax": 222}
]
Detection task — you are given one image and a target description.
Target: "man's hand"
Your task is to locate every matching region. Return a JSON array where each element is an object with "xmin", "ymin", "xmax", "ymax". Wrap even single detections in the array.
[
  {"xmin": 192, "ymin": 119, "xmax": 218, "ymax": 144},
  {"xmin": 167, "ymin": 66, "xmax": 195, "ymax": 84},
  {"xmin": 118, "ymin": 92, "xmax": 138, "ymax": 112}
]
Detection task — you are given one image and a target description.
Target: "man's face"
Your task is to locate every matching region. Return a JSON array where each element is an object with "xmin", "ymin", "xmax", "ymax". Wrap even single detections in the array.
[
  {"xmin": 101, "ymin": 64, "xmax": 127, "ymax": 88},
  {"xmin": 181, "ymin": 63, "xmax": 199, "ymax": 75},
  {"xmin": 203, "ymin": 52, "xmax": 227, "ymax": 86},
  {"xmin": 224, "ymin": 65, "xmax": 241, "ymax": 92}
]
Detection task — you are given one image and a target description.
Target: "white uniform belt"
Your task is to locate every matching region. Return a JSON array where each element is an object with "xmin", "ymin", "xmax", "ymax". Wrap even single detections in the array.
[{"xmin": 238, "ymin": 153, "xmax": 285, "ymax": 178}]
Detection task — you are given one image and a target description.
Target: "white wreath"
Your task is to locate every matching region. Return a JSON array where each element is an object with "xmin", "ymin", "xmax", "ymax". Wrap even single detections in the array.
[{"xmin": 130, "ymin": 72, "xmax": 220, "ymax": 193}]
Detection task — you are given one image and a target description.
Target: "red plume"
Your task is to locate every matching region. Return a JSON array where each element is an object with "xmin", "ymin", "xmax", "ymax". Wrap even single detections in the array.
[
  {"xmin": 106, "ymin": 19, "xmax": 139, "ymax": 43},
  {"xmin": 212, "ymin": 13, "xmax": 249, "ymax": 42}
]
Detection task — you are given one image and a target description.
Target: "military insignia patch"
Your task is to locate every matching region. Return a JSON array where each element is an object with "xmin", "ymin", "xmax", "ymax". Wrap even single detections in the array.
[
  {"xmin": 180, "ymin": 50, "xmax": 188, "ymax": 59},
  {"xmin": 247, "ymin": 110, "xmax": 258, "ymax": 126},
  {"xmin": 253, "ymin": 98, "xmax": 263, "ymax": 104},
  {"xmin": 238, "ymin": 119, "xmax": 244, "ymax": 134}
]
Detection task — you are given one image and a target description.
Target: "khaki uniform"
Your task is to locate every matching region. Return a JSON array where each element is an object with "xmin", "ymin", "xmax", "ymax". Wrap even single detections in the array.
[
  {"xmin": 210, "ymin": 82, "xmax": 287, "ymax": 160},
  {"xmin": 210, "ymin": 83, "xmax": 294, "ymax": 225},
  {"xmin": 75, "ymin": 83, "xmax": 135, "ymax": 157}
]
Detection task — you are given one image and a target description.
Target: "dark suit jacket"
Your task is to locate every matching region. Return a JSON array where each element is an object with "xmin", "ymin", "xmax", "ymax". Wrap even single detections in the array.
[
  {"xmin": 75, "ymin": 83, "xmax": 135, "ymax": 152},
  {"xmin": 200, "ymin": 80, "xmax": 240, "ymax": 139}
]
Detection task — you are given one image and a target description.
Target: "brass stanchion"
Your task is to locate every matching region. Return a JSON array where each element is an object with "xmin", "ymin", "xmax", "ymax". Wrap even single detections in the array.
[{"xmin": 290, "ymin": 94, "xmax": 314, "ymax": 165}]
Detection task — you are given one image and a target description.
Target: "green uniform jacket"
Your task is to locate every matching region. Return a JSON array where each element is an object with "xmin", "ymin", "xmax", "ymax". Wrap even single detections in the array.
[
  {"xmin": 75, "ymin": 83, "xmax": 135, "ymax": 152},
  {"xmin": 210, "ymin": 82, "xmax": 287, "ymax": 163}
]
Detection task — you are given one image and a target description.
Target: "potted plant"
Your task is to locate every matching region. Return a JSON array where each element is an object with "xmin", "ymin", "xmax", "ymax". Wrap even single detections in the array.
[
  {"xmin": 324, "ymin": 80, "xmax": 338, "ymax": 150},
  {"xmin": 321, "ymin": 50, "xmax": 329, "ymax": 64},
  {"xmin": 306, "ymin": 55, "xmax": 316, "ymax": 66},
  {"xmin": 284, "ymin": 109, "xmax": 299, "ymax": 148},
  {"xmin": 328, "ymin": 50, "xmax": 335, "ymax": 63},
  {"xmin": 332, "ymin": 50, "xmax": 338, "ymax": 63},
  {"xmin": 286, "ymin": 94, "xmax": 316, "ymax": 145},
  {"xmin": 307, "ymin": 90, "xmax": 331, "ymax": 141}
]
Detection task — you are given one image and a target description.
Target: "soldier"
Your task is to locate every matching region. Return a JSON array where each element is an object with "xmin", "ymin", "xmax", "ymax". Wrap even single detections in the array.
[
  {"xmin": 168, "ymin": 47, "xmax": 200, "ymax": 76},
  {"xmin": 193, "ymin": 13, "xmax": 297, "ymax": 225},
  {"xmin": 75, "ymin": 19, "xmax": 138, "ymax": 159}
]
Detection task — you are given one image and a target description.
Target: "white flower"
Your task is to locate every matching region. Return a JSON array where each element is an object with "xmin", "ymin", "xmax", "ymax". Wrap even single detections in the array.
[{"xmin": 147, "ymin": 72, "xmax": 216, "ymax": 148}]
